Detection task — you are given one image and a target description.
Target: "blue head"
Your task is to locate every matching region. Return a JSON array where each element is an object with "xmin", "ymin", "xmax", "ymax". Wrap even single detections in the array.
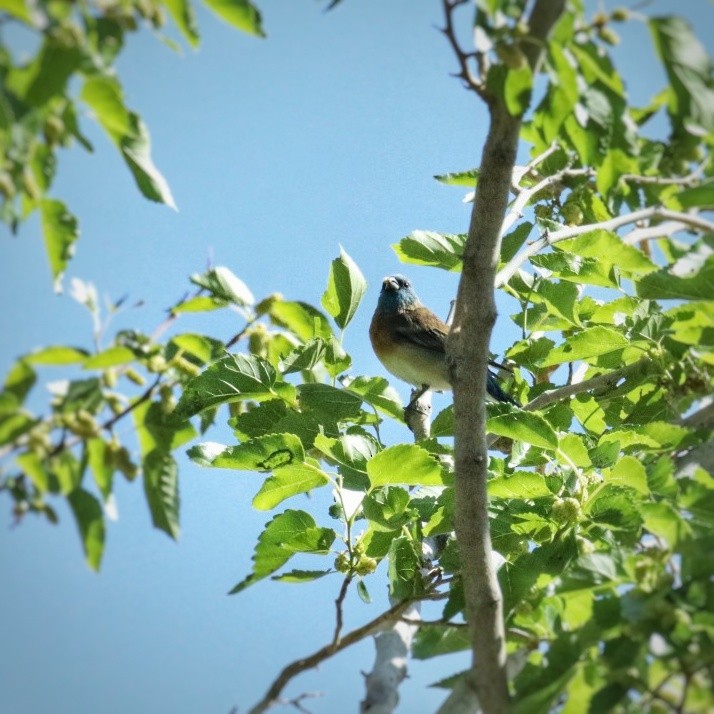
[{"xmin": 376, "ymin": 274, "xmax": 420, "ymax": 312}]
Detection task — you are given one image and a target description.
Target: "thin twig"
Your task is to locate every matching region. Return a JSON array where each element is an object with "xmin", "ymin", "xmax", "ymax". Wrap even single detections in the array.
[
  {"xmin": 332, "ymin": 575, "xmax": 352, "ymax": 645},
  {"xmin": 522, "ymin": 356, "xmax": 652, "ymax": 412},
  {"xmin": 248, "ymin": 598, "xmax": 416, "ymax": 714},
  {"xmin": 440, "ymin": 0, "xmax": 487, "ymax": 97},
  {"xmin": 501, "ymin": 166, "xmax": 593, "ymax": 237}
]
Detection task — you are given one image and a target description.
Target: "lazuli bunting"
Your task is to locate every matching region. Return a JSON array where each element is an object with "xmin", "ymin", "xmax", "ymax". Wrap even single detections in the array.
[{"xmin": 369, "ymin": 275, "xmax": 517, "ymax": 405}]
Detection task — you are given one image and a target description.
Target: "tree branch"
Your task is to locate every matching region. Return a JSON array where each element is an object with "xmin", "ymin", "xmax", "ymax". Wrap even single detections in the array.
[
  {"xmin": 523, "ymin": 356, "xmax": 652, "ymax": 412},
  {"xmin": 496, "ymin": 207, "xmax": 714, "ymax": 287},
  {"xmin": 446, "ymin": 2, "xmax": 565, "ymax": 712},
  {"xmin": 248, "ymin": 598, "xmax": 417, "ymax": 714},
  {"xmin": 441, "ymin": 0, "xmax": 488, "ymax": 98}
]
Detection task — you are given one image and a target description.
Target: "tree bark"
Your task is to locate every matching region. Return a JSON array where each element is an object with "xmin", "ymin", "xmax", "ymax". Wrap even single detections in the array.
[{"xmin": 446, "ymin": 2, "xmax": 565, "ymax": 712}]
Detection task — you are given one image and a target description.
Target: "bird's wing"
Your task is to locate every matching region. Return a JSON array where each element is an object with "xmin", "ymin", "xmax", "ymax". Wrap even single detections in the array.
[{"xmin": 392, "ymin": 307, "xmax": 449, "ymax": 354}]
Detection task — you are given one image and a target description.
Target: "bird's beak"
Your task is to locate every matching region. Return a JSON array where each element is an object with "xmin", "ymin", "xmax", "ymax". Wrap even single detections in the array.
[{"xmin": 382, "ymin": 276, "xmax": 399, "ymax": 291}]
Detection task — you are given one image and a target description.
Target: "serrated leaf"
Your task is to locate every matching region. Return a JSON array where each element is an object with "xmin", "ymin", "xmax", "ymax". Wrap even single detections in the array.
[
  {"xmin": 143, "ymin": 450, "xmax": 180, "ymax": 539},
  {"xmin": 345, "ymin": 376, "xmax": 403, "ymax": 419},
  {"xmin": 39, "ymin": 200, "xmax": 79, "ymax": 292},
  {"xmin": 388, "ymin": 535, "xmax": 422, "ymax": 599},
  {"xmin": 488, "ymin": 472, "xmax": 552, "ymax": 499},
  {"xmin": 268, "ymin": 300, "xmax": 333, "ymax": 341},
  {"xmin": 176, "ymin": 353, "xmax": 296, "ymax": 418},
  {"xmin": 487, "ymin": 410, "xmax": 558, "ymax": 450},
  {"xmin": 81, "ymin": 75, "xmax": 176, "ymax": 209},
  {"xmin": 298, "ymin": 383, "xmax": 362, "ymax": 421},
  {"xmin": 367, "ymin": 444, "xmax": 445, "ymax": 487},
  {"xmin": 190, "ymin": 266, "xmax": 254, "ymax": 306},
  {"xmin": 280, "ymin": 338, "xmax": 326, "ymax": 375},
  {"xmin": 393, "ymin": 230, "xmax": 465, "ymax": 271},
  {"xmin": 230, "ymin": 510, "xmax": 335, "ymax": 593},
  {"xmin": 202, "ymin": 0, "xmax": 265, "ymax": 37},
  {"xmin": 321, "ymin": 248, "xmax": 366, "ymax": 330},
  {"xmin": 188, "ymin": 432, "xmax": 304, "ymax": 471},
  {"xmin": 68, "ymin": 488, "xmax": 105, "ymax": 571},
  {"xmin": 557, "ymin": 230, "xmax": 657, "ymax": 275},
  {"xmin": 434, "ymin": 168, "xmax": 479, "ymax": 187},
  {"xmin": 252, "ymin": 463, "xmax": 329, "ymax": 510},
  {"xmin": 586, "ymin": 484, "xmax": 643, "ymax": 532},
  {"xmin": 606, "ymin": 455, "xmax": 649, "ymax": 495},
  {"xmin": 539, "ymin": 326, "xmax": 630, "ymax": 367}
]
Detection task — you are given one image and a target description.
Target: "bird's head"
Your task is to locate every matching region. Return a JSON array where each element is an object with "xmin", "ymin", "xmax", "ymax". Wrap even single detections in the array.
[{"xmin": 376, "ymin": 274, "xmax": 419, "ymax": 312}]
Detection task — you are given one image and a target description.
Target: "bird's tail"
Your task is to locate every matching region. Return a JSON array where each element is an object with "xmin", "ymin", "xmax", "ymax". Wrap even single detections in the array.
[{"xmin": 486, "ymin": 371, "xmax": 519, "ymax": 406}]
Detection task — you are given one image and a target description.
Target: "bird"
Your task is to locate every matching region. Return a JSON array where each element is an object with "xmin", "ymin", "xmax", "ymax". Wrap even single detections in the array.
[{"xmin": 369, "ymin": 274, "xmax": 518, "ymax": 406}]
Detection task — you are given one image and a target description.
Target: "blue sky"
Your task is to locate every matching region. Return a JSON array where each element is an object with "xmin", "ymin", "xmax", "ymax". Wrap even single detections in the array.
[{"xmin": 1, "ymin": 1, "xmax": 713, "ymax": 712}]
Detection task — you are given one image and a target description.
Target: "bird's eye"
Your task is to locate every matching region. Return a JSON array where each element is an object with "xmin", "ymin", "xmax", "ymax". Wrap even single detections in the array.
[{"xmin": 404, "ymin": 281, "xmax": 410, "ymax": 288}]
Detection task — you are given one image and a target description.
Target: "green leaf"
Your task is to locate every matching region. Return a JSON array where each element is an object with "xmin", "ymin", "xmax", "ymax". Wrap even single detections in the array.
[
  {"xmin": 271, "ymin": 569, "xmax": 332, "ymax": 583},
  {"xmin": 17, "ymin": 451, "xmax": 50, "ymax": 492},
  {"xmin": 434, "ymin": 168, "xmax": 479, "ymax": 187},
  {"xmin": 504, "ymin": 64, "xmax": 533, "ymax": 116},
  {"xmin": 501, "ymin": 222, "xmax": 533, "ymax": 263},
  {"xmin": 321, "ymin": 248, "xmax": 366, "ymax": 330},
  {"xmin": 80, "ymin": 75, "xmax": 176, "ymax": 209},
  {"xmin": 392, "ymin": 230, "xmax": 465, "ymax": 271},
  {"xmin": 230, "ymin": 510, "xmax": 335, "ymax": 593},
  {"xmin": 39, "ymin": 200, "xmax": 79, "ymax": 292},
  {"xmin": 362, "ymin": 485, "xmax": 411, "ymax": 531},
  {"xmin": 202, "ymin": 0, "xmax": 265, "ymax": 37},
  {"xmin": 488, "ymin": 472, "xmax": 552, "ymax": 499},
  {"xmin": 25, "ymin": 345, "xmax": 88, "ymax": 365},
  {"xmin": 539, "ymin": 326, "xmax": 630, "ymax": 367},
  {"xmin": 413, "ymin": 626, "xmax": 471, "ymax": 660},
  {"xmin": 176, "ymin": 354, "xmax": 296, "ymax": 418},
  {"xmin": 67, "ymin": 489, "xmax": 105, "ymax": 571},
  {"xmin": 557, "ymin": 433, "xmax": 592, "ymax": 469},
  {"xmin": 161, "ymin": 0, "xmax": 200, "ymax": 47},
  {"xmin": 0, "ymin": 0, "xmax": 32, "ymax": 22},
  {"xmin": 388, "ymin": 535, "xmax": 422, "ymax": 599},
  {"xmin": 487, "ymin": 411, "xmax": 558, "ymax": 450},
  {"xmin": 641, "ymin": 502, "xmax": 690, "ymax": 547},
  {"xmin": 367, "ymin": 444, "xmax": 446, "ymax": 487},
  {"xmin": 133, "ymin": 400, "xmax": 197, "ymax": 455},
  {"xmin": 143, "ymin": 450, "xmax": 180, "ymax": 539},
  {"xmin": 586, "ymin": 484, "xmax": 643, "ymax": 533},
  {"xmin": 345, "ymin": 376, "xmax": 403, "ymax": 419},
  {"xmin": 312, "ymin": 432, "xmax": 376, "ymax": 491},
  {"xmin": 87, "ymin": 438, "xmax": 113, "ymax": 500},
  {"xmin": 84, "ymin": 346, "xmax": 135, "ymax": 369},
  {"xmin": 253, "ymin": 463, "xmax": 329, "ymax": 510},
  {"xmin": 171, "ymin": 296, "xmax": 226, "ymax": 313},
  {"xmin": 606, "ymin": 455, "xmax": 649, "ymax": 495},
  {"xmin": 298, "ymin": 383, "xmax": 362, "ymax": 421},
  {"xmin": 280, "ymin": 338, "xmax": 326, "ymax": 375},
  {"xmin": 4, "ymin": 360, "xmax": 36, "ymax": 403},
  {"xmin": 557, "ymin": 230, "xmax": 657, "ymax": 275},
  {"xmin": 188, "ymin": 433, "xmax": 304, "ymax": 471},
  {"xmin": 674, "ymin": 181, "xmax": 714, "ymax": 210},
  {"xmin": 636, "ymin": 248, "xmax": 714, "ymax": 300},
  {"xmin": 190, "ymin": 266, "xmax": 254, "ymax": 306},
  {"xmin": 649, "ymin": 16, "xmax": 714, "ymax": 134},
  {"xmin": 170, "ymin": 334, "xmax": 222, "ymax": 364},
  {"xmin": 268, "ymin": 300, "xmax": 333, "ymax": 341}
]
